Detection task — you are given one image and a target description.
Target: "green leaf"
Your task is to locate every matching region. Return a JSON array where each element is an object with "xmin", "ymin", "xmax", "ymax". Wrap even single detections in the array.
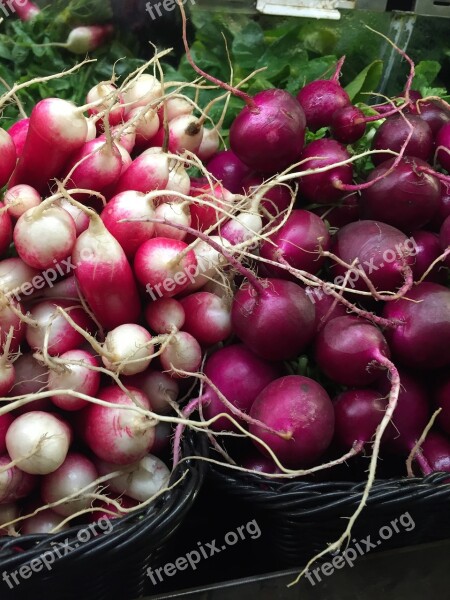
[
  {"xmin": 345, "ymin": 59, "xmax": 383, "ymax": 103},
  {"xmin": 232, "ymin": 21, "xmax": 265, "ymax": 71},
  {"xmin": 413, "ymin": 60, "xmax": 442, "ymax": 93}
]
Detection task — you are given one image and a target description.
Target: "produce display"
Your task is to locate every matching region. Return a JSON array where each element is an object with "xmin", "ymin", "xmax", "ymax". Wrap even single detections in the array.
[{"xmin": 0, "ymin": 0, "xmax": 449, "ymax": 589}]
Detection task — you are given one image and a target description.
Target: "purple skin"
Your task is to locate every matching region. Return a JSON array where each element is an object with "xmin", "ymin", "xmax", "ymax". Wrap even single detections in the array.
[
  {"xmin": 206, "ymin": 150, "xmax": 252, "ymax": 194},
  {"xmin": 376, "ymin": 369, "xmax": 430, "ymax": 455},
  {"xmin": 229, "ymin": 89, "xmax": 306, "ymax": 174},
  {"xmin": 298, "ymin": 138, "xmax": 353, "ymax": 204},
  {"xmin": 435, "ymin": 375, "xmax": 450, "ymax": 436},
  {"xmin": 436, "ymin": 123, "xmax": 450, "ymax": 172},
  {"xmin": 360, "ymin": 157, "xmax": 441, "ymax": 233},
  {"xmin": 440, "ymin": 214, "xmax": 450, "ymax": 267},
  {"xmin": 371, "ymin": 114, "xmax": 434, "ymax": 166},
  {"xmin": 297, "ymin": 79, "xmax": 350, "ymax": 132},
  {"xmin": 231, "ymin": 278, "xmax": 316, "ymax": 362},
  {"xmin": 409, "ymin": 100, "xmax": 450, "ymax": 136},
  {"xmin": 429, "ymin": 185, "xmax": 450, "ymax": 231},
  {"xmin": 241, "ymin": 174, "xmax": 291, "ymax": 222},
  {"xmin": 313, "ymin": 193, "xmax": 360, "ymax": 229},
  {"xmin": 240, "ymin": 450, "xmax": 282, "ymax": 474},
  {"xmin": 150, "ymin": 421, "xmax": 172, "ymax": 455},
  {"xmin": 333, "ymin": 389, "xmax": 388, "ymax": 450},
  {"xmin": 314, "ymin": 316, "xmax": 390, "ymax": 387},
  {"xmin": 249, "ymin": 375, "xmax": 335, "ymax": 468},
  {"xmin": 418, "ymin": 432, "xmax": 450, "ymax": 475},
  {"xmin": 330, "ymin": 105, "xmax": 366, "ymax": 144},
  {"xmin": 382, "ymin": 282, "xmax": 450, "ymax": 370},
  {"xmin": 411, "ymin": 230, "xmax": 447, "ymax": 283},
  {"xmin": 201, "ymin": 344, "xmax": 282, "ymax": 432},
  {"xmin": 308, "ymin": 292, "xmax": 347, "ymax": 333},
  {"xmin": 259, "ymin": 209, "xmax": 331, "ymax": 279},
  {"xmin": 331, "ymin": 220, "xmax": 416, "ymax": 293}
]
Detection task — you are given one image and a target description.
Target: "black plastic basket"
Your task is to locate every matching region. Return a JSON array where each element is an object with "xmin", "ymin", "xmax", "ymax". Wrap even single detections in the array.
[
  {"xmin": 209, "ymin": 464, "xmax": 450, "ymax": 567},
  {"xmin": 0, "ymin": 430, "xmax": 208, "ymax": 600}
]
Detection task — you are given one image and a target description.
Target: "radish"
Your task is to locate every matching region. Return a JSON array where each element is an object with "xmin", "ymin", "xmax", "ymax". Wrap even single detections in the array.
[
  {"xmin": 314, "ymin": 316, "xmax": 393, "ymax": 387},
  {"xmin": 148, "ymin": 420, "xmax": 172, "ymax": 454},
  {"xmin": 41, "ymin": 453, "xmax": 98, "ymax": 516},
  {"xmin": 25, "ymin": 300, "xmax": 94, "ymax": 356},
  {"xmin": 411, "ymin": 230, "xmax": 447, "ymax": 283},
  {"xmin": 96, "ymin": 454, "xmax": 170, "ymax": 502},
  {"xmin": 360, "ymin": 157, "xmax": 440, "ymax": 232},
  {"xmin": 161, "ymin": 161, "xmax": 191, "ymax": 203},
  {"xmin": 0, "ymin": 201, "xmax": 12, "ymax": 258},
  {"xmin": 154, "ymin": 201, "xmax": 191, "ymax": 240},
  {"xmin": 416, "ymin": 432, "xmax": 450, "ymax": 475},
  {"xmin": 0, "ymin": 455, "xmax": 37, "ymax": 502},
  {"xmin": 0, "ymin": 414, "xmax": 13, "ymax": 454},
  {"xmin": 201, "ymin": 344, "xmax": 282, "ymax": 431},
  {"xmin": 99, "ymin": 124, "xmax": 136, "ymax": 154},
  {"xmin": 220, "ymin": 211, "xmax": 263, "ymax": 247},
  {"xmin": 9, "ymin": 0, "xmax": 40, "ymax": 20},
  {"xmin": 102, "ymin": 323, "xmax": 154, "ymax": 376},
  {"xmin": 7, "ymin": 118, "xmax": 29, "ymax": 157},
  {"xmin": 72, "ymin": 212, "xmax": 142, "ymax": 330},
  {"xmin": 41, "ymin": 24, "xmax": 114, "ymax": 55},
  {"xmin": 435, "ymin": 375, "xmax": 450, "ymax": 436},
  {"xmin": 9, "ymin": 353, "xmax": 48, "ymax": 398},
  {"xmin": 151, "ymin": 114, "xmax": 204, "ymax": 155},
  {"xmin": 134, "ymin": 237, "xmax": 198, "ymax": 299},
  {"xmin": 0, "ymin": 328, "xmax": 15, "ymax": 396},
  {"xmin": 4, "ymin": 184, "xmax": 41, "ymax": 220},
  {"xmin": 312, "ymin": 193, "xmax": 360, "ymax": 229},
  {"xmin": 179, "ymin": 292, "xmax": 232, "ymax": 346},
  {"xmin": 382, "ymin": 282, "xmax": 450, "ymax": 370},
  {"xmin": 0, "ymin": 129, "xmax": 17, "ymax": 188},
  {"xmin": 206, "ymin": 150, "xmax": 251, "ymax": 194},
  {"xmin": 197, "ymin": 127, "xmax": 220, "ymax": 162},
  {"xmin": 249, "ymin": 375, "xmax": 335, "ymax": 468},
  {"xmin": 114, "ymin": 150, "xmax": 170, "ymax": 195},
  {"xmin": 9, "ymin": 98, "xmax": 88, "ymax": 194},
  {"xmin": 308, "ymin": 292, "xmax": 347, "ymax": 332},
  {"xmin": 127, "ymin": 370, "xmax": 179, "ymax": 414},
  {"xmin": 157, "ymin": 96, "xmax": 193, "ymax": 122},
  {"xmin": 101, "ymin": 190, "xmax": 156, "ymax": 259},
  {"xmin": 159, "ymin": 331, "xmax": 202, "ymax": 376},
  {"xmin": 330, "ymin": 105, "xmax": 366, "ymax": 144},
  {"xmin": 144, "ymin": 298, "xmax": 185, "ymax": 334},
  {"xmin": 49, "ymin": 349, "xmax": 100, "ymax": 411},
  {"xmin": 13, "ymin": 203, "xmax": 76, "ymax": 270},
  {"xmin": 410, "ymin": 100, "xmax": 450, "ymax": 135},
  {"xmin": 189, "ymin": 182, "xmax": 235, "ymax": 233},
  {"xmin": 5, "ymin": 411, "xmax": 72, "ymax": 475},
  {"xmin": 59, "ymin": 198, "xmax": 90, "ymax": 235},
  {"xmin": 37, "ymin": 275, "xmax": 80, "ymax": 301},
  {"xmin": 127, "ymin": 106, "xmax": 160, "ymax": 151},
  {"xmin": 436, "ymin": 122, "xmax": 450, "ymax": 171},
  {"xmin": 180, "ymin": 235, "xmax": 230, "ymax": 293},
  {"xmin": 440, "ymin": 214, "xmax": 450, "ymax": 267},
  {"xmin": 0, "ymin": 503, "xmax": 19, "ymax": 535},
  {"xmin": 0, "ymin": 298, "xmax": 26, "ymax": 354},
  {"xmin": 79, "ymin": 386, "xmax": 155, "ymax": 465},
  {"xmin": 86, "ymin": 82, "xmax": 124, "ymax": 127},
  {"xmin": 21, "ymin": 509, "xmax": 68, "ymax": 534},
  {"xmin": 242, "ymin": 174, "xmax": 291, "ymax": 222},
  {"xmin": 371, "ymin": 114, "xmax": 433, "ymax": 166},
  {"xmin": 260, "ymin": 209, "xmax": 331, "ymax": 279},
  {"xmin": 85, "ymin": 117, "xmax": 97, "ymax": 141},
  {"xmin": 122, "ymin": 74, "xmax": 162, "ymax": 115}
]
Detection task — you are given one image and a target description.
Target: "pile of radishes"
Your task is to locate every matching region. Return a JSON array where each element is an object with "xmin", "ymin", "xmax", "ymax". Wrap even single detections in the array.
[{"xmin": 0, "ymin": 10, "xmax": 449, "ymax": 549}]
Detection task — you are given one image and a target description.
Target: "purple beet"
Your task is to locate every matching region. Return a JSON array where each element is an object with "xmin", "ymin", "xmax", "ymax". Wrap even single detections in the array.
[
  {"xmin": 330, "ymin": 105, "xmax": 366, "ymax": 144},
  {"xmin": 382, "ymin": 282, "xmax": 450, "ymax": 370},
  {"xmin": 206, "ymin": 150, "xmax": 252, "ymax": 194},
  {"xmin": 360, "ymin": 156, "xmax": 440, "ymax": 232},
  {"xmin": 259, "ymin": 209, "xmax": 331, "ymax": 279},
  {"xmin": 298, "ymin": 138, "xmax": 353, "ymax": 204},
  {"xmin": 201, "ymin": 344, "xmax": 282, "ymax": 432},
  {"xmin": 249, "ymin": 375, "xmax": 335, "ymax": 468},
  {"xmin": 371, "ymin": 114, "xmax": 433, "ymax": 166},
  {"xmin": 297, "ymin": 79, "xmax": 350, "ymax": 132},
  {"xmin": 229, "ymin": 89, "xmax": 306, "ymax": 174},
  {"xmin": 231, "ymin": 278, "xmax": 316, "ymax": 361}
]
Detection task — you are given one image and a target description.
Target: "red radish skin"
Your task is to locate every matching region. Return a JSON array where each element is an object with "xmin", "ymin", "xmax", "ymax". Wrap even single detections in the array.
[
  {"xmin": 7, "ymin": 118, "xmax": 29, "ymax": 157},
  {"xmin": 0, "ymin": 414, "xmax": 13, "ymax": 454},
  {"xmin": 360, "ymin": 157, "xmax": 440, "ymax": 232},
  {"xmin": 201, "ymin": 343, "xmax": 282, "ymax": 431},
  {"xmin": 220, "ymin": 211, "xmax": 263, "ymax": 247},
  {"xmin": 330, "ymin": 105, "xmax": 366, "ymax": 144},
  {"xmin": 101, "ymin": 191, "xmax": 156, "ymax": 258},
  {"xmin": 144, "ymin": 298, "xmax": 185, "ymax": 334},
  {"xmin": 242, "ymin": 174, "xmax": 291, "ymax": 222},
  {"xmin": 440, "ymin": 214, "xmax": 450, "ymax": 268},
  {"xmin": 9, "ymin": 98, "xmax": 88, "ymax": 194},
  {"xmin": 127, "ymin": 370, "xmax": 179, "ymax": 414},
  {"xmin": 331, "ymin": 220, "xmax": 416, "ymax": 293},
  {"xmin": 80, "ymin": 386, "xmax": 155, "ymax": 465},
  {"xmin": 14, "ymin": 205, "xmax": 76, "ymax": 270},
  {"xmin": 189, "ymin": 182, "xmax": 234, "ymax": 233},
  {"xmin": 9, "ymin": 353, "xmax": 48, "ymax": 398},
  {"xmin": 41, "ymin": 453, "xmax": 99, "ymax": 516},
  {"xmin": 0, "ymin": 129, "xmax": 17, "ymax": 188},
  {"xmin": 134, "ymin": 237, "xmax": 198, "ymax": 299},
  {"xmin": 0, "ymin": 257, "xmax": 39, "ymax": 296},
  {"xmin": 59, "ymin": 198, "xmax": 90, "ymax": 235},
  {"xmin": 435, "ymin": 376, "xmax": 450, "ymax": 436},
  {"xmin": 159, "ymin": 331, "xmax": 202, "ymax": 376},
  {"xmin": 230, "ymin": 89, "xmax": 306, "ymax": 174},
  {"xmin": 416, "ymin": 432, "xmax": 450, "ymax": 475},
  {"xmin": 298, "ymin": 139, "xmax": 353, "ymax": 203},
  {"xmin": 114, "ymin": 151, "xmax": 170, "ymax": 195},
  {"xmin": 231, "ymin": 278, "xmax": 316, "ymax": 361},
  {"xmin": 313, "ymin": 193, "xmax": 360, "ymax": 229},
  {"xmin": 180, "ymin": 292, "xmax": 232, "ymax": 346},
  {"xmin": 0, "ymin": 455, "xmax": 37, "ymax": 503},
  {"xmin": 4, "ymin": 184, "xmax": 41, "ymax": 220},
  {"xmin": 49, "ymin": 349, "xmax": 100, "ymax": 411},
  {"xmin": 333, "ymin": 389, "xmax": 387, "ymax": 450},
  {"xmin": 0, "ymin": 355, "xmax": 14, "ymax": 397},
  {"xmin": 25, "ymin": 300, "xmax": 94, "ymax": 356},
  {"xmin": 206, "ymin": 150, "xmax": 251, "ymax": 194},
  {"xmin": 411, "ymin": 230, "xmax": 447, "ymax": 283},
  {"xmin": 5, "ymin": 411, "xmax": 72, "ymax": 475},
  {"xmin": 72, "ymin": 214, "xmax": 141, "ymax": 330},
  {"xmin": 0, "ymin": 201, "xmax": 12, "ymax": 257},
  {"xmin": 297, "ymin": 78, "xmax": 350, "ymax": 132},
  {"xmin": 314, "ymin": 316, "xmax": 391, "ymax": 387},
  {"xmin": 37, "ymin": 275, "xmax": 80, "ymax": 301},
  {"xmin": 260, "ymin": 209, "xmax": 331, "ymax": 279},
  {"xmin": 410, "ymin": 100, "xmax": 450, "ymax": 135},
  {"xmin": 308, "ymin": 291, "xmax": 347, "ymax": 332},
  {"xmin": 46, "ymin": 25, "xmax": 114, "ymax": 54},
  {"xmin": 382, "ymin": 282, "xmax": 450, "ymax": 370},
  {"xmin": 150, "ymin": 421, "xmax": 172, "ymax": 454},
  {"xmin": 9, "ymin": 0, "xmax": 40, "ymax": 20},
  {"xmin": 240, "ymin": 451, "xmax": 282, "ymax": 475},
  {"xmin": 102, "ymin": 323, "xmax": 154, "ymax": 376},
  {"xmin": 436, "ymin": 122, "xmax": 450, "ymax": 172},
  {"xmin": 249, "ymin": 375, "xmax": 335, "ymax": 468},
  {"xmin": 371, "ymin": 114, "xmax": 433, "ymax": 166}
]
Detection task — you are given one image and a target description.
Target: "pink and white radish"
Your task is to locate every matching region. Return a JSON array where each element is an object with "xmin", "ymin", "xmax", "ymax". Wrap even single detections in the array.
[
  {"xmin": 42, "ymin": 25, "xmax": 114, "ymax": 55},
  {"xmin": 127, "ymin": 370, "xmax": 179, "ymax": 414},
  {"xmin": 0, "ymin": 455, "xmax": 37, "ymax": 503},
  {"xmin": 21, "ymin": 509, "xmax": 68, "ymax": 534},
  {"xmin": 102, "ymin": 324, "xmax": 154, "ymax": 376},
  {"xmin": 49, "ymin": 349, "xmax": 100, "ymax": 411},
  {"xmin": 114, "ymin": 150, "xmax": 170, "ymax": 195},
  {"xmin": 122, "ymin": 74, "xmax": 162, "ymax": 115},
  {"xmin": 127, "ymin": 106, "xmax": 160, "ymax": 151},
  {"xmin": 154, "ymin": 201, "xmax": 191, "ymax": 240},
  {"xmin": 159, "ymin": 331, "xmax": 202, "ymax": 376},
  {"xmin": 0, "ymin": 202, "xmax": 13, "ymax": 258},
  {"xmin": 7, "ymin": 118, "xmax": 29, "ymax": 158},
  {"xmin": 86, "ymin": 82, "xmax": 124, "ymax": 127},
  {"xmin": 0, "ymin": 129, "xmax": 17, "ymax": 188},
  {"xmin": 144, "ymin": 298, "xmax": 185, "ymax": 334},
  {"xmin": 180, "ymin": 292, "xmax": 232, "ymax": 346},
  {"xmin": 151, "ymin": 114, "xmax": 204, "ymax": 155},
  {"xmin": 4, "ymin": 184, "xmax": 41, "ymax": 220}
]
